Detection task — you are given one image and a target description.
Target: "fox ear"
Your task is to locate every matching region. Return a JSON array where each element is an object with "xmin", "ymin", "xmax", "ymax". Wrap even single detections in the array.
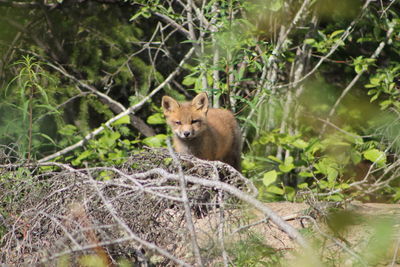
[
  {"xmin": 192, "ymin": 92, "xmax": 209, "ymax": 113},
  {"xmin": 162, "ymin": 96, "xmax": 180, "ymax": 114}
]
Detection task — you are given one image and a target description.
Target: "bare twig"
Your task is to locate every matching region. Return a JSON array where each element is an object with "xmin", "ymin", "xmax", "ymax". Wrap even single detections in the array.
[
  {"xmin": 218, "ymin": 189, "xmax": 229, "ymax": 267},
  {"xmin": 154, "ymin": 12, "xmax": 191, "ymax": 40},
  {"xmin": 166, "ymin": 139, "xmax": 204, "ymax": 266}
]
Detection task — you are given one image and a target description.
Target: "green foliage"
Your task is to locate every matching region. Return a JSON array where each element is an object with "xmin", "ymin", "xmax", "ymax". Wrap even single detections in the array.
[
  {"xmin": 305, "ymin": 29, "xmax": 345, "ymax": 54},
  {"xmin": 239, "ymin": 2, "xmax": 400, "ymax": 203},
  {"xmin": 352, "ymin": 56, "xmax": 376, "ymax": 74},
  {"xmin": 0, "ymin": 56, "xmax": 59, "ymax": 160},
  {"xmin": 245, "ymin": 128, "xmax": 391, "ymax": 202},
  {"xmin": 366, "ymin": 63, "xmax": 400, "ymax": 110},
  {"xmin": 69, "ymin": 127, "xmax": 139, "ymax": 167}
]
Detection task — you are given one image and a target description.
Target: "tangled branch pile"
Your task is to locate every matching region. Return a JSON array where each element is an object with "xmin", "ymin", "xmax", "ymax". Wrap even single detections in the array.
[{"xmin": 1, "ymin": 148, "xmax": 285, "ymax": 266}]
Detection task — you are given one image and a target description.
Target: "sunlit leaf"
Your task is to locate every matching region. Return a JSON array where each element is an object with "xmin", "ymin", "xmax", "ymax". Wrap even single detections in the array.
[
  {"xmin": 266, "ymin": 185, "xmax": 284, "ymax": 195},
  {"xmin": 112, "ymin": 115, "xmax": 130, "ymax": 126},
  {"xmin": 142, "ymin": 134, "xmax": 167, "ymax": 147},
  {"xmin": 279, "ymin": 156, "xmax": 295, "ymax": 173},
  {"xmin": 363, "ymin": 149, "xmax": 386, "ymax": 167},
  {"xmin": 263, "ymin": 170, "xmax": 278, "ymax": 187},
  {"xmin": 292, "ymin": 139, "xmax": 309, "ymax": 149},
  {"xmin": 147, "ymin": 113, "xmax": 164, "ymax": 125}
]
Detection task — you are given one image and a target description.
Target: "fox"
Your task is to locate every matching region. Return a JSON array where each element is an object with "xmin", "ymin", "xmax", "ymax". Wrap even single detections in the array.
[{"xmin": 162, "ymin": 92, "xmax": 242, "ymax": 171}]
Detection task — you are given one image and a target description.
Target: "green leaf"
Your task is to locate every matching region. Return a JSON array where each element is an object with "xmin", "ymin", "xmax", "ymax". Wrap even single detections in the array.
[
  {"xmin": 72, "ymin": 150, "xmax": 93, "ymax": 166},
  {"xmin": 304, "ymin": 38, "xmax": 316, "ymax": 45},
  {"xmin": 182, "ymin": 76, "xmax": 197, "ymax": 86},
  {"xmin": 369, "ymin": 77, "xmax": 381, "ymax": 86},
  {"xmin": 299, "ymin": 171, "xmax": 313, "ymax": 178},
  {"xmin": 330, "ymin": 29, "xmax": 344, "ymax": 38},
  {"xmin": 370, "ymin": 93, "xmax": 379, "ymax": 102},
  {"xmin": 379, "ymin": 99, "xmax": 392, "ymax": 110},
  {"xmin": 142, "ymin": 134, "xmax": 167, "ymax": 147},
  {"xmin": 242, "ymin": 159, "xmax": 256, "ymax": 170},
  {"xmin": 267, "ymin": 155, "xmax": 282, "ymax": 163},
  {"xmin": 284, "ymin": 186, "xmax": 296, "ymax": 201},
  {"xmin": 327, "ymin": 194, "xmax": 344, "ymax": 201},
  {"xmin": 266, "ymin": 185, "xmax": 284, "ymax": 195},
  {"xmin": 259, "ymin": 134, "xmax": 274, "ymax": 144},
  {"xmin": 365, "ymin": 83, "xmax": 378, "ymax": 88},
  {"xmin": 99, "ymin": 131, "xmax": 120, "ymax": 148},
  {"xmin": 147, "ymin": 113, "xmax": 165, "ymax": 125},
  {"xmin": 298, "ymin": 183, "xmax": 308, "ymax": 189},
  {"xmin": 112, "ymin": 115, "xmax": 130, "ymax": 126},
  {"xmin": 279, "ymin": 163, "xmax": 295, "ymax": 173},
  {"xmin": 58, "ymin": 124, "xmax": 78, "ymax": 136},
  {"xmin": 327, "ymin": 167, "xmax": 338, "ymax": 183},
  {"xmin": 279, "ymin": 156, "xmax": 295, "ymax": 173},
  {"xmin": 338, "ymin": 183, "xmax": 350, "ymax": 189},
  {"xmin": 355, "ymin": 64, "xmax": 363, "ymax": 74},
  {"xmin": 37, "ymin": 133, "xmax": 56, "ymax": 145},
  {"xmin": 363, "ymin": 149, "xmax": 386, "ymax": 167},
  {"xmin": 292, "ymin": 139, "xmax": 308, "ymax": 149},
  {"xmin": 318, "ymin": 180, "xmax": 329, "ymax": 189},
  {"xmin": 263, "ymin": 170, "xmax": 278, "ymax": 187}
]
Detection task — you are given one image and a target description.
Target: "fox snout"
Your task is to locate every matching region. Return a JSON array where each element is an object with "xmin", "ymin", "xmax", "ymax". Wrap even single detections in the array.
[{"xmin": 174, "ymin": 127, "xmax": 197, "ymax": 139}]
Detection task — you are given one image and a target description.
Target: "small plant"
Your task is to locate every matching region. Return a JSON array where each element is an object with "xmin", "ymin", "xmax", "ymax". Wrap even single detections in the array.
[{"xmin": 1, "ymin": 56, "xmax": 58, "ymax": 161}]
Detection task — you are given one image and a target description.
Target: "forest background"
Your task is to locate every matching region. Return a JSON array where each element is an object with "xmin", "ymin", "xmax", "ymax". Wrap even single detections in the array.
[{"xmin": 0, "ymin": 0, "xmax": 400, "ymax": 265}]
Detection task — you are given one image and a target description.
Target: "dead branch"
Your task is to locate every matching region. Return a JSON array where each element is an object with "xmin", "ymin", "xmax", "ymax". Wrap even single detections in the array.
[
  {"xmin": 2, "ymin": 148, "xmax": 307, "ymax": 266},
  {"xmin": 167, "ymin": 139, "xmax": 204, "ymax": 266}
]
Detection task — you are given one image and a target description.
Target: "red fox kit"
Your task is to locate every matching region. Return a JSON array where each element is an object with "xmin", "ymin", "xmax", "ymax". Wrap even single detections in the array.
[{"xmin": 162, "ymin": 92, "xmax": 242, "ymax": 171}]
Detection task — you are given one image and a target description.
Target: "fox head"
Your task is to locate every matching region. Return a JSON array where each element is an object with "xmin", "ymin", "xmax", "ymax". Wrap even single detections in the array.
[{"xmin": 162, "ymin": 92, "xmax": 209, "ymax": 140}]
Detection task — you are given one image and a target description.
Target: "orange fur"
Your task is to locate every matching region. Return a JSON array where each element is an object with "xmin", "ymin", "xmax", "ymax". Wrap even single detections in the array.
[{"xmin": 162, "ymin": 92, "xmax": 242, "ymax": 171}]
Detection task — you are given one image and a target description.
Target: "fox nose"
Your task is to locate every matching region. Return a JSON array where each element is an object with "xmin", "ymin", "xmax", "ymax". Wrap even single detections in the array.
[{"xmin": 183, "ymin": 131, "xmax": 191, "ymax": 137}]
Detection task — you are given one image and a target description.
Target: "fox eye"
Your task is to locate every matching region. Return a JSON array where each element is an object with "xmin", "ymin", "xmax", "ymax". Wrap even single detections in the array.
[
  {"xmin": 191, "ymin": 119, "xmax": 200, "ymax": 124},
  {"xmin": 175, "ymin": 121, "xmax": 182, "ymax": 125}
]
